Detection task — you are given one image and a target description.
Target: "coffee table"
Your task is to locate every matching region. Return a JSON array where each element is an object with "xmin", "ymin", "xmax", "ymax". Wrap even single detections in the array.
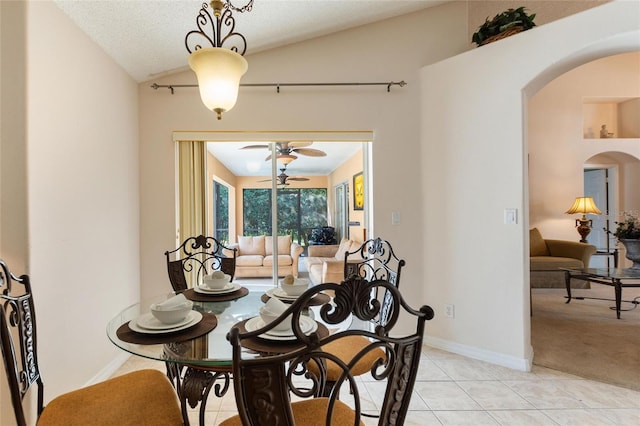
[{"xmin": 562, "ymin": 268, "xmax": 640, "ymax": 319}]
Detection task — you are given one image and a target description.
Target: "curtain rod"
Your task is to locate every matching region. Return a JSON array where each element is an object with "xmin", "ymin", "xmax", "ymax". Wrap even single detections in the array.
[{"xmin": 150, "ymin": 81, "xmax": 406, "ymax": 94}]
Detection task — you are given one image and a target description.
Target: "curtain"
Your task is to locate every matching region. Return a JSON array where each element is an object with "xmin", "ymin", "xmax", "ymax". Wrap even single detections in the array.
[{"xmin": 177, "ymin": 141, "xmax": 206, "ymax": 287}]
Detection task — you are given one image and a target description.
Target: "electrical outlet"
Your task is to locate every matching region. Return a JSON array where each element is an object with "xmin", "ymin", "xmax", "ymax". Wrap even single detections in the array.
[{"xmin": 445, "ymin": 304, "xmax": 455, "ymax": 318}]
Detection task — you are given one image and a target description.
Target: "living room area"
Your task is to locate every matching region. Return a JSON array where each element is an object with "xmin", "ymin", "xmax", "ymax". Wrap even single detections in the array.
[
  {"xmin": 527, "ymin": 51, "xmax": 640, "ymax": 391},
  {"xmin": 193, "ymin": 137, "xmax": 369, "ymax": 287}
]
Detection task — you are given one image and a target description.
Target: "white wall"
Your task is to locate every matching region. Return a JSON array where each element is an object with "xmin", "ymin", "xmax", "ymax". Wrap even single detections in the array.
[
  {"xmin": 26, "ymin": 1, "xmax": 140, "ymax": 406},
  {"xmin": 619, "ymin": 98, "xmax": 640, "ymax": 137},
  {"xmin": 1, "ymin": 2, "xmax": 30, "ymax": 423},
  {"xmin": 529, "ymin": 52, "xmax": 640, "ymax": 243},
  {"xmin": 421, "ymin": 1, "xmax": 639, "ymax": 370},
  {"xmin": 138, "ymin": 2, "xmax": 470, "ymax": 317}
]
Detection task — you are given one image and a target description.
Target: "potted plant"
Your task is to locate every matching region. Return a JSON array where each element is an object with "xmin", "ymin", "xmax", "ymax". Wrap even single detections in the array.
[
  {"xmin": 472, "ymin": 7, "xmax": 536, "ymax": 47},
  {"xmin": 605, "ymin": 212, "xmax": 640, "ymax": 269}
]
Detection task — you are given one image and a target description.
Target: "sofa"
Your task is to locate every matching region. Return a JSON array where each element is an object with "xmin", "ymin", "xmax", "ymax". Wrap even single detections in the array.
[
  {"xmin": 304, "ymin": 238, "xmax": 363, "ymax": 284},
  {"xmin": 530, "ymin": 228, "xmax": 597, "ymax": 288},
  {"xmin": 224, "ymin": 235, "xmax": 303, "ymax": 278}
]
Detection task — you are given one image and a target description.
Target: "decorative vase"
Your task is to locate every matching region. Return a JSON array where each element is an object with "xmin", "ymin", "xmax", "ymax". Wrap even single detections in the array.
[{"xmin": 620, "ymin": 239, "xmax": 640, "ymax": 269}]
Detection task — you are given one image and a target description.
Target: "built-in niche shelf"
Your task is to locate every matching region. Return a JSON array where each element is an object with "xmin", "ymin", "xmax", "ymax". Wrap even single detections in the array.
[{"xmin": 583, "ymin": 97, "xmax": 640, "ymax": 139}]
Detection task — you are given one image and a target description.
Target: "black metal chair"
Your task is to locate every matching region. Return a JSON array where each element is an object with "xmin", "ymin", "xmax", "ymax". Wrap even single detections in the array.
[
  {"xmin": 0, "ymin": 259, "xmax": 183, "ymax": 426},
  {"xmin": 344, "ymin": 237, "xmax": 406, "ymax": 327},
  {"xmin": 165, "ymin": 234, "xmax": 237, "ymax": 292},
  {"xmin": 309, "ymin": 237, "xmax": 407, "ymax": 401},
  {"xmin": 220, "ymin": 275, "xmax": 434, "ymax": 426}
]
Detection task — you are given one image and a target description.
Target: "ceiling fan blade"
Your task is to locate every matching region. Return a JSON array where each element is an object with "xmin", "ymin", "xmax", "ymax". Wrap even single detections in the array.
[
  {"xmin": 288, "ymin": 141, "xmax": 313, "ymax": 148},
  {"xmin": 241, "ymin": 144, "xmax": 269, "ymax": 150},
  {"xmin": 292, "ymin": 147, "xmax": 327, "ymax": 157},
  {"xmin": 288, "ymin": 177, "xmax": 310, "ymax": 181}
]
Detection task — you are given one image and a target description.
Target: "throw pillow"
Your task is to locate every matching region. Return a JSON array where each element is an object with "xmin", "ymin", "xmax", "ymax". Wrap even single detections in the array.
[
  {"xmin": 238, "ymin": 235, "xmax": 266, "ymax": 256},
  {"xmin": 265, "ymin": 235, "xmax": 291, "ymax": 255},
  {"xmin": 334, "ymin": 238, "xmax": 353, "ymax": 260},
  {"xmin": 530, "ymin": 228, "xmax": 549, "ymax": 256}
]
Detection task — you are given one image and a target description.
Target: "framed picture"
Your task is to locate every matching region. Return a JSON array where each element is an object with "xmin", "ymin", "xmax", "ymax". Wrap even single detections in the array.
[{"xmin": 353, "ymin": 171, "xmax": 364, "ymax": 210}]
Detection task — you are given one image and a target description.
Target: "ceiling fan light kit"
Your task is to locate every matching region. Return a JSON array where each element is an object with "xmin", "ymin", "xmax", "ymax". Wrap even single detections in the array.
[{"xmin": 240, "ymin": 141, "xmax": 327, "ymax": 165}]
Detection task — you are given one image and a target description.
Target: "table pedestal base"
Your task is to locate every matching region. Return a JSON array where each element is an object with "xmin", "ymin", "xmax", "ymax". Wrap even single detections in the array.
[{"xmin": 166, "ymin": 363, "xmax": 231, "ymax": 426}]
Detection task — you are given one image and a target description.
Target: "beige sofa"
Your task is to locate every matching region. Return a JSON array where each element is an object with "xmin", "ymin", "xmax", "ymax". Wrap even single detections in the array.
[
  {"xmin": 304, "ymin": 238, "xmax": 363, "ymax": 284},
  {"xmin": 530, "ymin": 228, "xmax": 596, "ymax": 288},
  {"xmin": 225, "ymin": 235, "xmax": 303, "ymax": 278}
]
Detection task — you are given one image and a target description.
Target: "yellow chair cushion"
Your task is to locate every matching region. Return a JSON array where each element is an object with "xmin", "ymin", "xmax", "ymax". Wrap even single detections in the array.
[
  {"xmin": 307, "ymin": 335, "xmax": 386, "ymax": 381},
  {"xmin": 38, "ymin": 369, "xmax": 183, "ymax": 426},
  {"xmin": 220, "ymin": 398, "xmax": 363, "ymax": 426}
]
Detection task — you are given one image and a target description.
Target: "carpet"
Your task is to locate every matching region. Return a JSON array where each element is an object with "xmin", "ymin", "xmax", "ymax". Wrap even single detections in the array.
[{"xmin": 531, "ymin": 287, "xmax": 640, "ymax": 391}]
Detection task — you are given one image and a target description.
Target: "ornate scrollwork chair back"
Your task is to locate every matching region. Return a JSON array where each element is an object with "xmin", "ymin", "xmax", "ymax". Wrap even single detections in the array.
[
  {"xmin": 221, "ymin": 275, "xmax": 434, "ymax": 426},
  {"xmin": 165, "ymin": 234, "xmax": 237, "ymax": 292},
  {"xmin": 0, "ymin": 259, "xmax": 183, "ymax": 426},
  {"xmin": 0, "ymin": 259, "xmax": 44, "ymax": 426},
  {"xmin": 344, "ymin": 237, "xmax": 406, "ymax": 328}
]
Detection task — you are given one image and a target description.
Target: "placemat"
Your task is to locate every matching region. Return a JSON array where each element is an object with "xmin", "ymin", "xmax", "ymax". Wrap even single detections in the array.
[
  {"xmin": 261, "ymin": 292, "xmax": 331, "ymax": 306},
  {"xmin": 183, "ymin": 286, "xmax": 249, "ymax": 302},
  {"xmin": 116, "ymin": 312, "xmax": 218, "ymax": 345},
  {"xmin": 232, "ymin": 318, "xmax": 329, "ymax": 355}
]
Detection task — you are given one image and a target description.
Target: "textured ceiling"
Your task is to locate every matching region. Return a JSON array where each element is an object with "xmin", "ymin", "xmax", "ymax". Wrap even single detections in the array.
[{"xmin": 53, "ymin": 0, "xmax": 449, "ymax": 83}]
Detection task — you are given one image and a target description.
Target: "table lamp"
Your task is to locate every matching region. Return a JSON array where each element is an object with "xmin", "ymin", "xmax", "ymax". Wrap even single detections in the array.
[{"xmin": 565, "ymin": 196, "xmax": 602, "ymax": 243}]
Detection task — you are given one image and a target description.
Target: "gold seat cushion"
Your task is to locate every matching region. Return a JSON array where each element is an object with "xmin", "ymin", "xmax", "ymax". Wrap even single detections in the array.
[
  {"xmin": 307, "ymin": 335, "xmax": 386, "ymax": 381},
  {"xmin": 220, "ymin": 398, "xmax": 364, "ymax": 426},
  {"xmin": 37, "ymin": 369, "xmax": 183, "ymax": 426}
]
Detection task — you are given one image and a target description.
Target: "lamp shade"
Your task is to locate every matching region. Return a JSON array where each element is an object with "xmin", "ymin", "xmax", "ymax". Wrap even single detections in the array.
[
  {"xmin": 565, "ymin": 196, "xmax": 602, "ymax": 215},
  {"xmin": 188, "ymin": 47, "xmax": 248, "ymax": 120}
]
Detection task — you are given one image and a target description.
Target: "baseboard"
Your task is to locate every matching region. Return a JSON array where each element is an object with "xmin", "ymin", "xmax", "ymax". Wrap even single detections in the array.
[
  {"xmin": 85, "ymin": 352, "xmax": 132, "ymax": 386},
  {"xmin": 423, "ymin": 335, "xmax": 533, "ymax": 372}
]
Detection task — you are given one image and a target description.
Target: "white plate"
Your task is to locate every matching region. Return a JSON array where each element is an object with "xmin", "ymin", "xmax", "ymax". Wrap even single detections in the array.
[
  {"xmin": 266, "ymin": 287, "xmax": 299, "ymax": 301},
  {"xmin": 194, "ymin": 283, "xmax": 240, "ymax": 294},
  {"xmin": 130, "ymin": 311, "xmax": 202, "ymax": 334},
  {"xmin": 244, "ymin": 315, "xmax": 318, "ymax": 341}
]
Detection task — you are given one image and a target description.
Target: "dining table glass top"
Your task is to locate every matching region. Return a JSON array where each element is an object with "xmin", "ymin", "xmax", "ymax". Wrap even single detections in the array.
[{"xmin": 106, "ymin": 288, "xmax": 342, "ymax": 368}]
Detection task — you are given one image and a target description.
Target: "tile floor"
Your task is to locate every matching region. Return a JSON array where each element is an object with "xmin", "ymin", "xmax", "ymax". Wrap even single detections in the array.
[{"xmin": 113, "ymin": 344, "xmax": 640, "ymax": 425}]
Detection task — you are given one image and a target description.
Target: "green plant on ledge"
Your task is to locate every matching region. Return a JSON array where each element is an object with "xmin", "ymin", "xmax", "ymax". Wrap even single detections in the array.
[
  {"xmin": 606, "ymin": 212, "xmax": 640, "ymax": 240},
  {"xmin": 472, "ymin": 7, "xmax": 536, "ymax": 47}
]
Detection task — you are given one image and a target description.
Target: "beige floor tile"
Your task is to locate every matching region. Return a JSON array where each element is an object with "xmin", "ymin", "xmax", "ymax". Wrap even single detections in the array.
[
  {"xmin": 487, "ymin": 409, "xmax": 558, "ymax": 425},
  {"xmin": 541, "ymin": 408, "xmax": 617, "ymax": 425},
  {"xmin": 598, "ymin": 408, "xmax": 640, "ymax": 424},
  {"xmin": 417, "ymin": 358, "xmax": 453, "ymax": 381},
  {"xmin": 553, "ymin": 380, "xmax": 640, "ymax": 408},
  {"xmin": 502, "ymin": 379, "xmax": 587, "ymax": 409},
  {"xmin": 434, "ymin": 410, "xmax": 500, "ymax": 425},
  {"xmin": 456, "ymin": 381, "xmax": 535, "ymax": 410},
  {"xmin": 402, "ymin": 410, "xmax": 443, "ymax": 425},
  {"xmin": 434, "ymin": 358, "xmax": 500, "ymax": 381},
  {"xmin": 414, "ymin": 381, "xmax": 482, "ymax": 411}
]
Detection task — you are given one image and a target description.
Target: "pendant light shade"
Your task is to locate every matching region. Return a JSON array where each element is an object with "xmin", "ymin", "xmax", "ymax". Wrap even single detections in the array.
[{"xmin": 189, "ymin": 47, "xmax": 248, "ymax": 120}]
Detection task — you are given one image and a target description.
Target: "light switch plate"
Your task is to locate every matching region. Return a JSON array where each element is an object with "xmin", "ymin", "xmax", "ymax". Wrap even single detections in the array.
[
  {"xmin": 391, "ymin": 211, "xmax": 401, "ymax": 225},
  {"xmin": 504, "ymin": 208, "xmax": 517, "ymax": 225}
]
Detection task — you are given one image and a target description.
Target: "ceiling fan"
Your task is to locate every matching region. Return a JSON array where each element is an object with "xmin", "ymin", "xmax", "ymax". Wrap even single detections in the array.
[
  {"xmin": 241, "ymin": 141, "xmax": 326, "ymax": 164},
  {"xmin": 259, "ymin": 165, "xmax": 310, "ymax": 186}
]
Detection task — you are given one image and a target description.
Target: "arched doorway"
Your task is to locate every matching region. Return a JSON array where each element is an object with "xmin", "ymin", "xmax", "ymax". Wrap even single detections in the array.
[{"xmin": 421, "ymin": 1, "xmax": 639, "ymax": 373}]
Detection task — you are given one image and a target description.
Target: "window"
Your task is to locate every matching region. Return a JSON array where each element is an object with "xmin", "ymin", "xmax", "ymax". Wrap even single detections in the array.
[
  {"xmin": 243, "ymin": 188, "xmax": 328, "ymax": 245},
  {"xmin": 213, "ymin": 181, "xmax": 230, "ymax": 244}
]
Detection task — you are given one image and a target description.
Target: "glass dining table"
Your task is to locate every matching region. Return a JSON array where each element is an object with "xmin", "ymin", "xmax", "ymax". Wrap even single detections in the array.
[{"xmin": 106, "ymin": 287, "xmax": 338, "ymax": 426}]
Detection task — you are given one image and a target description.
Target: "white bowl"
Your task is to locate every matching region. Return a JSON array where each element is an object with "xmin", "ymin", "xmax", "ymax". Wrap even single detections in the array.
[
  {"xmin": 203, "ymin": 273, "xmax": 231, "ymax": 289},
  {"xmin": 279, "ymin": 278, "xmax": 309, "ymax": 297},
  {"xmin": 150, "ymin": 300, "xmax": 193, "ymax": 324},
  {"xmin": 259, "ymin": 306, "xmax": 291, "ymax": 332}
]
